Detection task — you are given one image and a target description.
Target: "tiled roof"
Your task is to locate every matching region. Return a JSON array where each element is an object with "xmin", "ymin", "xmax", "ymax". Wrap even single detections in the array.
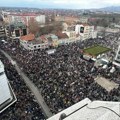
[
  {"xmin": 40, "ymin": 35, "xmax": 48, "ymax": 41},
  {"xmin": 56, "ymin": 32, "xmax": 69, "ymax": 39},
  {"xmin": 20, "ymin": 34, "xmax": 35, "ymax": 41}
]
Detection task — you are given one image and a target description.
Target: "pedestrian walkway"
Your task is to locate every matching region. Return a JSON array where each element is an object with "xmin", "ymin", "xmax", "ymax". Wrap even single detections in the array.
[{"xmin": 0, "ymin": 49, "xmax": 53, "ymax": 118}]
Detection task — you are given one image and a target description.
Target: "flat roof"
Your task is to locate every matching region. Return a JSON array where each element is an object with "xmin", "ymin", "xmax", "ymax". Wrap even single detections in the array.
[
  {"xmin": 0, "ymin": 60, "xmax": 4, "ymax": 73},
  {"xmin": 47, "ymin": 98, "xmax": 91, "ymax": 120},
  {"xmin": 0, "ymin": 82, "xmax": 17, "ymax": 113},
  {"xmin": 47, "ymin": 98, "xmax": 120, "ymax": 120}
]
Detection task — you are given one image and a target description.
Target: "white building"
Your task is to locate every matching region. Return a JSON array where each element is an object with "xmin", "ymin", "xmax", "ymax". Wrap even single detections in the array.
[
  {"xmin": 105, "ymin": 28, "xmax": 120, "ymax": 33},
  {"xmin": 75, "ymin": 24, "xmax": 97, "ymax": 40},
  {"xmin": 0, "ymin": 60, "xmax": 16, "ymax": 113},
  {"xmin": 35, "ymin": 15, "xmax": 46, "ymax": 24},
  {"xmin": 47, "ymin": 98, "xmax": 120, "ymax": 120},
  {"xmin": 115, "ymin": 45, "xmax": 120, "ymax": 63}
]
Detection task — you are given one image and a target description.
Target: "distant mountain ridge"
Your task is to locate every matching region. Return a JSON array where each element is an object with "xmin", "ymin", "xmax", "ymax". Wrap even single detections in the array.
[{"xmin": 100, "ymin": 6, "xmax": 120, "ymax": 12}]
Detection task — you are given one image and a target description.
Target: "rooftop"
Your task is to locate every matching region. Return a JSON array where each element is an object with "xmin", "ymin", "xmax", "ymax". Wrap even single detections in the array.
[
  {"xmin": 20, "ymin": 34, "xmax": 35, "ymax": 41},
  {"xmin": 55, "ymin": 32, "xmax": 69, "ymax": 39},
  {"xmin": 0, "ymin": 60, "xmax": 16, "ymax": 113},
  {"xmin": 82, "ymin": 23, "xmax": 89, "ymax": 26},
  {"xmin": 28, "ymin": 37, "xmax": 44, "ymax": 44},
  {"xmin": 0, "ymin": 60, "xmax": 4, "ymax": 73},
  {"xmin": 47, "ymin": 98, "xmax": 120, "ymax": 120},
  {"xmin": 9, "ymin": 13, "xmax": 42, "ymax": 16}
]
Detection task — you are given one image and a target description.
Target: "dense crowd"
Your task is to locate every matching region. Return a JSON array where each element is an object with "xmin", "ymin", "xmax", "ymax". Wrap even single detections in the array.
[
  {"xmin": 0, "ymin": 33, "xmax": 120, "ymax": 114},
  {"xmin": 0, "ymin": 53, "xmax": 45, "ymax": 120}
]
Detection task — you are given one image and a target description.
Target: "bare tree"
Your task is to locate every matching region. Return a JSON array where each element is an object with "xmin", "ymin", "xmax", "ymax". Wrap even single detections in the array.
[{"xmin": 28, "ymin": 19, "xmax": 39, "ymax": 36}]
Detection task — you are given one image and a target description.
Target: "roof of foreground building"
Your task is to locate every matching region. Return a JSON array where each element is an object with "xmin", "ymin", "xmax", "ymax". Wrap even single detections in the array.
[
  {"xmin": 47, "ymin": 98, "xmax": 120, "ymax": 120},
  {"xmin": 20, "ymin": 34, "xmax": 35, "ymax": 41},
  {"xmin": 0, "ymin": 60, "xmax": 17, "ymax": 113}
]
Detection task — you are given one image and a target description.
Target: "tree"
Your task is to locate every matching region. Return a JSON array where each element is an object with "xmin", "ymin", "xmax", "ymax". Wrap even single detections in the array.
[{"xmin": 28, "ymin": 19, "xmax": 40, "ymax": 36}]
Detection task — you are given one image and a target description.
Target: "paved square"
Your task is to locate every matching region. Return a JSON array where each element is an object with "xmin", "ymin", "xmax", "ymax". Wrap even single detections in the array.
[{"xmin": 95, "ymin": 77, "xmax": 119, "ymax": 92}]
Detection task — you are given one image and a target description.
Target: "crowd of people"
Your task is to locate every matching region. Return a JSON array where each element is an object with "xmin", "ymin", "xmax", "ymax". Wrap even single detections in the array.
[
  {"xmin": 0, "ymin": 33, "xmax": 120, "ymax": 114},
  {"xmin": 0, "ymin": 53, "xmax": 46, "ymax": 120}
]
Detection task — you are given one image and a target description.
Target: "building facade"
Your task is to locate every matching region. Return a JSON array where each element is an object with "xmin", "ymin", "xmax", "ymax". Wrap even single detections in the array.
[
  {"xmin": 6, "ymin": 22, "xmax": 27, "ymax": 39},
  {"xmin": 2, "ymin": 12, "xmax": 45, "ymax": 25},
  {"xmin": 20, "ymin": 34, "xmax": 49, "ymax": 50},
  {"xmin": 0, "ymin": 26, "xmax": 6, "ymax": 39},
  {"xmin": 62, "ymin": 31, "xmax": 76, "ymax": 39},
  {"xmin": 75, "ymin": 24, "xmax": 97, "ymax": 40},
  {"xmin": 115, "ymin": 45, "xmax": 120, "ymax": 63}
]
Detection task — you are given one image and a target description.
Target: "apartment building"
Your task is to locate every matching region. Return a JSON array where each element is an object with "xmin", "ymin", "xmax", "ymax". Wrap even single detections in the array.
[{"xmin": 2, "ymin": 12, "xmax": 46, "ymax": 25}]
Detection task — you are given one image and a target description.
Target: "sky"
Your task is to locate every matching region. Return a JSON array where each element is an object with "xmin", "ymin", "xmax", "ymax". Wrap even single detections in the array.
[{"xmin": 1, "ymin": 0, "xmax": 120, "ymax": 9}]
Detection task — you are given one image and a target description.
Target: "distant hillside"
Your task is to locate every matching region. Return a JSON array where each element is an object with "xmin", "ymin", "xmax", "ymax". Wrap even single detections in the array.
[{"xmin": 100, "ymin": 6, "xmax": 120, "ymax": 12}]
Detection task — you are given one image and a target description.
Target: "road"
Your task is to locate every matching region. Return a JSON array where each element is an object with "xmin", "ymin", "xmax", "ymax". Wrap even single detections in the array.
[{"xmin": 0, "ymin": 49, "xmax": 53, "ymax": 118}]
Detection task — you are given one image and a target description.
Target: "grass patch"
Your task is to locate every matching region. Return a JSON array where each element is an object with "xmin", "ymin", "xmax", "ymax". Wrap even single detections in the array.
[{"xmin": 83, "ymin": 45, "xmax": 111, "ymax": 57}]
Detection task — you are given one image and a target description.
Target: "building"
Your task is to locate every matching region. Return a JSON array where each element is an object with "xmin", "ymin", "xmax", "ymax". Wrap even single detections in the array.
[
  {"xmin": 56, "ymin": 32, "xmax": 77, "ymax": 44},
  {"xmin": 0, "ymin": 60, "xmax": 16, "ymax": 113},
  {"xmin": 96, "ymin": 26, "xmax": 105, "ymax": 32},
  {"xmin": 47, "ymin": 98, "xmax": 120, "ymax": 120},
  {"xmin": 79, "ymin": 17, "xmax": 88, "ymax": 23},
  {"xmin": 55, "ymin": 16, "xmax": 79, "ymax": 23},
  {"xmin": 105, "ymin": 27, "xmax": 120, "ymax": 33},
  {"xmin": 75, "ymin": 24, "xmax": 97, "ymax": 40},
  {"xmin": 20, "ymin": 34, "xmax": 49, "ymax": 50},
  {"xmin": 62, "ymin": 22, "xmax": 68, "ymax": 31},
  {"xmin": 62, "ymin": 31, "xmax": 76, "ymax": 39},
  {"xmin": 6, "ymin": 22, "xmax": 27, "ymax": 39},
  {"xmin": 113, "ymin": 45, "xmax": 120, "ymax": 67},
  {"xmin": 0, "ymin": 25, "xmax": 6, "ymax": 39},
  {"xmin": 46, "ymin": 34, "xmax": 59, "ymax": 47},
  {"xmin": 2, "ymin": 12, "xmax": 46, "ymax": 25}
]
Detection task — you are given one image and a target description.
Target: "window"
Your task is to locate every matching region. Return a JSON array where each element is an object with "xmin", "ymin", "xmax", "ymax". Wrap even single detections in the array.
[
  {"xmin": 15, "ymin": 30, "xmax": 20, "ymax": 37},
  {"xmin": 80, "ymin": 27, "xmax": 84, "ymax": 33}
]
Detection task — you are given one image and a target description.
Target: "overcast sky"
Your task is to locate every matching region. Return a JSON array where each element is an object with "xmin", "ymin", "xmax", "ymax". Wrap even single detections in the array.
[{"xmin": 1, "ymin": 0, "xmax": 120, "ymax": 9}]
